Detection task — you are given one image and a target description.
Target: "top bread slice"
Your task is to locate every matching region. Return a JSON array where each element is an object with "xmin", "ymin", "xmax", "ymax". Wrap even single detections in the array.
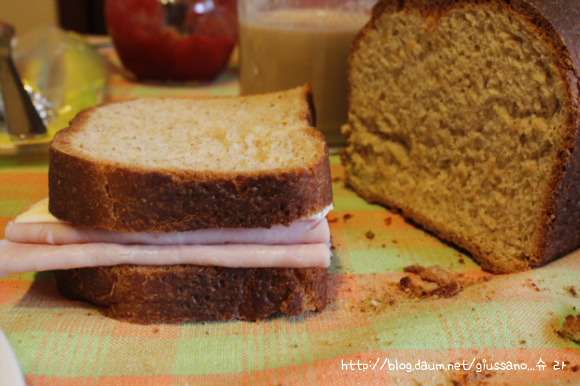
[
  {"xmin": 49, "ymin": 85, "xmax": 332, "ymax": 232},
  {"xmin": 342, "ymin": 0, "xmax": 580, "ymax": 273}
]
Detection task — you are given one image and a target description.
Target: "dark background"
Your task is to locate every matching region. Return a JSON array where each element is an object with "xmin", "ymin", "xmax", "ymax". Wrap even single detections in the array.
[{"xmin": 58, "ymin": 0, "xmax": 107, "ymax": 34}]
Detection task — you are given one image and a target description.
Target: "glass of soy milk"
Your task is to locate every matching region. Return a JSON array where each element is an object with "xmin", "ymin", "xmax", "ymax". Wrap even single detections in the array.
[{"xmin": 238, "ymin": 0, "xmax": 376, "ymax": 148}]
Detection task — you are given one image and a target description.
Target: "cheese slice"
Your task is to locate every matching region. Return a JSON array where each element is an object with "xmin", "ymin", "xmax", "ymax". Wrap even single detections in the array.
[{"xmin": 14, "ymin": 198, "xmax": 64, "ymax": 224}]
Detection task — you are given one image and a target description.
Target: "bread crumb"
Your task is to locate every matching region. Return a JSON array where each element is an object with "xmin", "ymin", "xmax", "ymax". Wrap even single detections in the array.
[
  {"xmin": 525, "ymin": 279, "xmax": 541, "ymax": 292},
  {"xmin": 567, "ymin": 286, "xmax": 577, "ymax": 297},
  {"xmin": 404, "ymin": 265, "xmax": 456, "ymax": 286},
  {"xmin": 398, "ymin": 265, "xmax": 493, "ymax": 300},
  {"xmin": 384, "ymin": 217, "xmax": 392, "ymax": 226},
  {"xmin": 400, "ymin": 276, "xmax": 424, "ymax": 295},
  {"xmin": 559, "ymin": 314, "xmax": 580, "ymax": 343},
  {"xmin": 451, "ymin": 359, "xmax": 494, "ymax": 385},
  {"xmin": 355, "ymin": 265, "xmax": 491, "ymax": 315},
  {"xmin": 365, "ymin": 230, "xmax": 375, "ymax": 239},
  {"xmin": 355, "ymin": 279, "xmax": 397, "ymax": 315},
  {"xmin": 343, "ymin": 214, "xmax": 353, "ymax": 222},
  {"xmin": 430, "ymin": 281, "xmax": 462, "ymax": 298}
]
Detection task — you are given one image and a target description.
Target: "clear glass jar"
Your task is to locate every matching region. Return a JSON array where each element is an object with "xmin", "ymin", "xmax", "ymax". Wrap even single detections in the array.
[
  {"xmin": 238, "ymin": 0, "xmax": 376, "ymax": 146},
  {"xmin": 106, "ymin": 0, "xmax": 238, "ymax": 81}
]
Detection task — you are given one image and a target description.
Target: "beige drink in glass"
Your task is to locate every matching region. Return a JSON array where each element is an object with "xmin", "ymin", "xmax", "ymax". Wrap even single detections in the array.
[{"xmin": 238, "ymin": 2, "xmax": 374, "ymax": 147}]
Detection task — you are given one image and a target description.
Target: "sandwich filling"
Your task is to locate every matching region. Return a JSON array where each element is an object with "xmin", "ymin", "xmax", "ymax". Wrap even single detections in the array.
[{"xmin": 0, "ymin": 199, "xmax": 332, "ymax": 276}]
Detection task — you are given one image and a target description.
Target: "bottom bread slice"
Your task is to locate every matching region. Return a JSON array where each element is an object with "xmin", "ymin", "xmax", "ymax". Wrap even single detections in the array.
[{"xmin": 54, "ymin": 265, "xmax": 328, "ymax": 324}]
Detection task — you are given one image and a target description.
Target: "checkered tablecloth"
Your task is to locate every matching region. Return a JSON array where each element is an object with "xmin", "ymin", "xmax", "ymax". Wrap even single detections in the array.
[{"xmin": 1, "ymin": 45, "xmax": 579, "ymax": 386}]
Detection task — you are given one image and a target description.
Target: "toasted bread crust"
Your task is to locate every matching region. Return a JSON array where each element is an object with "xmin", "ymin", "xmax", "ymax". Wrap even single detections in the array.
[
  {"xmin": 54, "ymin": 265, "xmax": 328, "ymax": 324},
  {"xmin": 49, "ymin": 146, "xmax": 332, "ymax": 232}
]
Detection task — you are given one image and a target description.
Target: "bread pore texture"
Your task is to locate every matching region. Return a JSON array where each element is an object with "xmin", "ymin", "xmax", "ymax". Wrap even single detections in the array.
[
  {"xmin": 342, "ymin": 0, "xmax": 580, "ymax": 273},
  {"xmin": 49, "ymin": 85, "xmax": 332, "ymax": 232}
]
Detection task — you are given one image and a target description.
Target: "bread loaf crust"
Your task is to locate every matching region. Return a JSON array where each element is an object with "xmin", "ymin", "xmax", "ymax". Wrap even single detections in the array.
[
  {"xmin": 344, "ymin": 0, "xmax": 580, "ymax": 273},
  {"xmin": 530, "ymin": 0, "xmax": 580, "ymax": 266},
  {"xmin": 48, "ymin": 87, "xmax": 332, "ymax": 232},
  {"xmin": 54, "ymin": 265, "xmax": 328, "ymax": 324}
]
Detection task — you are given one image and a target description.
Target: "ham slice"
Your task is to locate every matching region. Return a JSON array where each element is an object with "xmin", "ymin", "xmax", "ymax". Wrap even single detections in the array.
[
  {"xmin": 0, "ymin": 240, "xmax": 331, "ymax": 276},
  {"xmin": 0, "ymin": 199, "xmax": 333, "ymax": 276},
  {"xmin": 5, "ymin": 219, "xmax": 330, "ymax": 246}
]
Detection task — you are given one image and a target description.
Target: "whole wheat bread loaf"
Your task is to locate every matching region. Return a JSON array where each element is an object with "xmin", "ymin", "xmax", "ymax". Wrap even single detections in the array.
[
  {"xmin": 342, "ymin": 0, "xmax": 580, "ymax": 273},
  {"xmin": 49, "ymin": 85, "xmax": 332, "ymax": 233},
  {"xmin": 46, "ymin": 85, "xmax": 332, "ymax": 323}
]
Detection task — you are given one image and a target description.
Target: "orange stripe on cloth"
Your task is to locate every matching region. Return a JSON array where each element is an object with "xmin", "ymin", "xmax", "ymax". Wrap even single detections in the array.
[
  {"xmin": 0, "ymin": 216, "xmax": 11, "ymax": 238},
  {"xmin": 0, "ymin": 172, "xmax": 48, "ymax": 185},
  {"xmin": 25, "ymin": 375, "xmax": 175, "ymax": 386},
  {"xmin": 0, "ymin": 279, "xmax": 33, "ymax": 306},
  {"xmin": 330, "ymin": 162, "xmax": 345, "ymax": 180}
]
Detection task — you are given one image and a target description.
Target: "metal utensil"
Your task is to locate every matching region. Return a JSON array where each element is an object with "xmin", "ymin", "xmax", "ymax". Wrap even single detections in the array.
[{"xmin": 0, "ymin": 21, "xmax": 47, "ymax": 139}]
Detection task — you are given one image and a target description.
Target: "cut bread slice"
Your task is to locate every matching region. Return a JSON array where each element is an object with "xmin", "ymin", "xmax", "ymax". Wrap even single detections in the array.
[
  {"xmin": 55, "ymin": 265, "xmax": 327, "ymax": 324},
  {"xmin": 342, "ymin": 0, "xmax": 580, "ymax": 273},
  {"xmin": 49, "ymin": 85, "xmax": 332, "ymax": 232}
]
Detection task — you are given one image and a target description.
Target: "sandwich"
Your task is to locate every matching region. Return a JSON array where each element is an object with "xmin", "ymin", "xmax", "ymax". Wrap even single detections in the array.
[{"xmin": 0, "ymin": 85, "xmax": 333, "ymax": 324}]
